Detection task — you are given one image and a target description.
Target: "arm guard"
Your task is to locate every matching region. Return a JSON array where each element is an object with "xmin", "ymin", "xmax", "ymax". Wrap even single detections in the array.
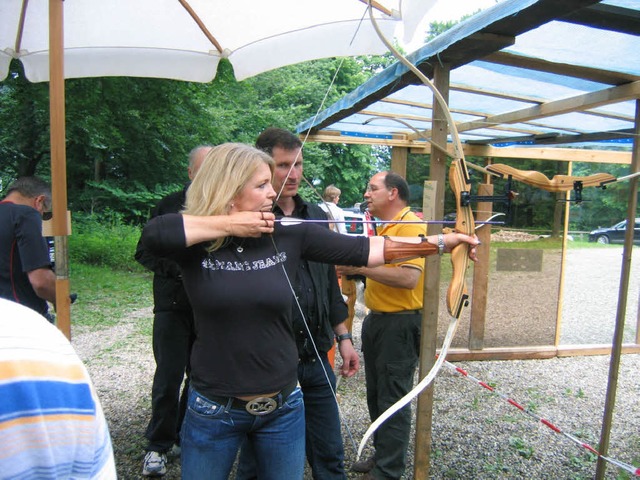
[{"xmin": 383, "ymin": 236, "xmax": 437, "ymax": 263}]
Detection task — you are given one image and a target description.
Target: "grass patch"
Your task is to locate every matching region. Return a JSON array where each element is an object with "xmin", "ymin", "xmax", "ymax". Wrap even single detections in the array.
[{"xmin": 70, "ymin": 262, "xmax": 152, "ymax": 330}]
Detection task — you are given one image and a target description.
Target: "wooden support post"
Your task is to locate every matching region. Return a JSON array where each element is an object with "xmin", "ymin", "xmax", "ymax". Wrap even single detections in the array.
[
  {"xmin": 414, "ymin": 63, "xmax": 450, "ymax": 480},
  {"xmin": 49, "ymin": 0, "xmax": 71, "ymax": 339},
  {"xmin": 555, "ymin": 162, "xmax": 573, "ymax": 346},
  {"xmin": 469, "ymin": 184, "xmax": 493, "ymax": 350},
  {"xmin": 390, "ymin": 146, "xmax": 408, "ymax": 177},
  {"xmin": 595, "ymin": 99, "xmax": 640, "ymax": 479}
]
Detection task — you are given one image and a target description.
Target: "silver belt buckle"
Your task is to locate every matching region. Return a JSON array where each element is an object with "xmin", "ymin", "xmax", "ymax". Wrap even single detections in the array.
[{"xmin": 245, "ymin": 396, "xmax": 278, "ymax": 416}]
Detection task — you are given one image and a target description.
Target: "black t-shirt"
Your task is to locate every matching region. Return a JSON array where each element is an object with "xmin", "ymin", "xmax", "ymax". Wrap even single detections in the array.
[
  {"xmin": 0, "ymin": 201, "xmax": 52, "ymax": 316},
  {"xmin": 141, "ymin": 213, "xmax": 369, "ymax": 398}
]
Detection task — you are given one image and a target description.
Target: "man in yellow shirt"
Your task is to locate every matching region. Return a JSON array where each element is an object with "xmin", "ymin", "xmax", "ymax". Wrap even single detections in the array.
[{"xmin": 339, "ymin": 171, "xmax": 431, "ymax": 480}]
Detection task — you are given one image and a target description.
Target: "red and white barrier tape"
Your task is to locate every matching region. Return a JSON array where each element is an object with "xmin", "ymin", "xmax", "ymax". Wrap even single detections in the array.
[{"xmin": 443, "ymin": 361, "xmax": 640, "ymax": 477}]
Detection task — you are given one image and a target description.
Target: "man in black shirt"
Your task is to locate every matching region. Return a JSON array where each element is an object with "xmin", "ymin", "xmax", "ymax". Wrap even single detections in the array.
[
  {"xmin": 0, "ymin": 177, "xmax": 56, "ymax": 319},
  {"xmin": 135, "ymin": 145, "xmax": 211, "ymax": 477},
  {"xmin": 236, "ymin": 128, "xmax": 358, "ymax": 480}
]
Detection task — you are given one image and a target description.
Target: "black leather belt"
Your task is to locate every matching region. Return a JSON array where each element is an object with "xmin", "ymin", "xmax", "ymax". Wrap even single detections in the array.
[
  {"xmin": 370, "ymin": 309, "xmax": 421, "ymax": 315},
  {"xmin": 207, "ymin": 378, "xmax": 298, "ymax": 416}
]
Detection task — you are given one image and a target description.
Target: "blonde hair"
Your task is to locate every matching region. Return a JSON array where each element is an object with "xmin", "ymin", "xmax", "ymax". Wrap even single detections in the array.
[
  {"xmin": 184, "ymin": 143, "xmax": 274, "ymax": 250},
  {"xmin": 322, "ymin": 184, "xmax": 341, "ymax": 203}
]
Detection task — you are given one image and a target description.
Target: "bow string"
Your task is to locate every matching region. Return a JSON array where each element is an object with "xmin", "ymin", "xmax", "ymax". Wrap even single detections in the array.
[{"xmin": 356, "ymin": 1, "xmax": 477, "ymax": 458}]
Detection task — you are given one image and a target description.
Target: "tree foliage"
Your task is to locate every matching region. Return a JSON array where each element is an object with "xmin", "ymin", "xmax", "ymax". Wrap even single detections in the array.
[{"xmin": 0, "ymin": 55, "xmax": 390, "ymax": 221}]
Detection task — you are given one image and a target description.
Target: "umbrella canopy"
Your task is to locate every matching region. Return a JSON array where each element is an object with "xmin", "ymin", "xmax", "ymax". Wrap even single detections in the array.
[{"xmin": 1, "ymin": 0, "xmax": 437, "ymax": 83}]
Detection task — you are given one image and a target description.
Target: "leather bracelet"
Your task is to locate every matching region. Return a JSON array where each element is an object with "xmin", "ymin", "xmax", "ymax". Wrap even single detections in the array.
[{"xmin": 336, "ymin": 332, "xmax": 353, "ymax": 344}]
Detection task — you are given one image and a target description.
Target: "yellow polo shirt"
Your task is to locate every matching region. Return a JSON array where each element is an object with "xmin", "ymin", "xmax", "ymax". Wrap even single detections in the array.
[{"xmin": 364, "ymin": 207, "xmax": 426, "ymax": 312}]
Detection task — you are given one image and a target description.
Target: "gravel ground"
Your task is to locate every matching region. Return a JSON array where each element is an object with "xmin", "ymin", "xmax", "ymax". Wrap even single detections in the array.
[{"xmin": 72, "ymin": 247, "xmax": 640, "ymax": 479}]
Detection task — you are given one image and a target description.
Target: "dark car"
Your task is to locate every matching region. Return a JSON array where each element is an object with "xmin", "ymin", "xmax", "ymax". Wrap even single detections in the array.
[{"xmin": 588, "ymin": 218, "xmax": 640, "ymax": 245}]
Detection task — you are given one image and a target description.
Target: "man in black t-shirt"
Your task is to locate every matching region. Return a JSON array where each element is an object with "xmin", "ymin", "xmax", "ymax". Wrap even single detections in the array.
[{"xmin": 0, "ymin": 177, "xmax": 56, "ymax": 319}]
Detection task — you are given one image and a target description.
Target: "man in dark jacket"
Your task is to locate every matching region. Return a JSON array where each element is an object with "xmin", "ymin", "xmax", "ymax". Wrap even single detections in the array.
[
  {"xmin": 236, "ymin": 128, "xmax": 358, "ymax": 480},
  {"xmin": 135, "ymin": 145, "xmax": 211, "ymax": 477}
]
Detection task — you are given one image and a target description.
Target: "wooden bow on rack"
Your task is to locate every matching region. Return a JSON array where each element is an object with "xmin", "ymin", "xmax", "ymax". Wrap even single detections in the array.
[{"xmin": 486, "ymin": 163, "xmax": 640, "ymax": 204}]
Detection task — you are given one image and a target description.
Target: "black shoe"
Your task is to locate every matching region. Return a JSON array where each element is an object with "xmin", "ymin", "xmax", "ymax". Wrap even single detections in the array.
[{"xmin": 352, "ymin": 456, "xmax": 375, "ymax": 473}]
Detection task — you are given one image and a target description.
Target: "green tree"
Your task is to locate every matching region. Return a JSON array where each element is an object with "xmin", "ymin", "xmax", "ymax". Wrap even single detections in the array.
[{"xmin": 1, "ymin": 55, "xmax": 387, "ymax": 221}]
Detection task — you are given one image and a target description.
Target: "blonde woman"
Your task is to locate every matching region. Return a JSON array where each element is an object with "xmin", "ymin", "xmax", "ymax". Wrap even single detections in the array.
[
  {"xmin": 319, "ymin": 184, "xmax": 348, "ymax": 234},
  {"xmin": 141, "ymin": 143, "xmax": 478, "ymax": 479}
]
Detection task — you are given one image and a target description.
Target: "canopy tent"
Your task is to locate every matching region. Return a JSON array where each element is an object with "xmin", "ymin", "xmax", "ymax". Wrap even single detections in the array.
[
  {"xmin": 297, "ymin": 0, "xmax": 639, "ymax": 156},
  {"xmin": 296, "ymin": 1, "xmax": 639, "ymax": 478}
]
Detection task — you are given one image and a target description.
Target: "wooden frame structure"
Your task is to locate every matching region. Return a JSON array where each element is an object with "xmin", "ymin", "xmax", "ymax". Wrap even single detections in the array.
[
  {"xmin": 296, "ymin": 1, "xmax": 639, "ymax": 477},
  {"xmin": 298, "ymin": 0, "xmax": 640, "ymax": 361}
]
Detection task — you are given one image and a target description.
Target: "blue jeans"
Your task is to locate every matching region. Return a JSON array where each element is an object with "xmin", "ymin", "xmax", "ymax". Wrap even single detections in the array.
[
  {"xmin": 181, "ymin": 386, "xmax": 305, "ymax": 480},
  {"xmin": 237, "ymin": 352, "xmax": 346, "ymax": 479}
]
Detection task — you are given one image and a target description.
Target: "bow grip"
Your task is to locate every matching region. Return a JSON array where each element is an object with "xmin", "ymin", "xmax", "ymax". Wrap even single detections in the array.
[{"xmin": 446, "ymin": 245, "xmax": 470, "ymax": 318}]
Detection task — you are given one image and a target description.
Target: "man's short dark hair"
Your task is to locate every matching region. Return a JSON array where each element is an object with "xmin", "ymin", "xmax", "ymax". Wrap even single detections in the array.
[
  {"xmin": 383, "ymin": 171, "xmax": 410, "ymax": 203},
  {"xmin": 255, "ymin": 127, "xmax": 302, "ymax": 156},
  {"xmin": 5, "ymin": 177, "xmax": 52, "ymax": 208}
]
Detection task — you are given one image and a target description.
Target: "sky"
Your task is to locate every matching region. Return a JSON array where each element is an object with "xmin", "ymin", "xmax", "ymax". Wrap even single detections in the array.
[{"xmin": 400, "ymin": 0, "xmax": 504, "ymax": 51}]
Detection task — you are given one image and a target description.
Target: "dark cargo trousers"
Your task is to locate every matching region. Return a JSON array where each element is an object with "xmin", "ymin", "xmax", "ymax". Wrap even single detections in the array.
[
  {"xmin": 145, "ymin": 309, "xmax": 195, "ymax": 453},
  {"xmin": 361, "ymin": 312, "xmax": 421, "ymax": 480}
]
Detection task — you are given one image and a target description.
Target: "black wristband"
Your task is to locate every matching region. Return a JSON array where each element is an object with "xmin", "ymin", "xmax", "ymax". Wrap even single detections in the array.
[{"xmin": 336, "ymin": 332, "xmax": 353, "ymax": 344}]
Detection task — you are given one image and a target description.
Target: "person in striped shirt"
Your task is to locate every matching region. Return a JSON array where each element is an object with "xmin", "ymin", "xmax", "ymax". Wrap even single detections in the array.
[{"xmin": 0, "ymin": 298, "xmax": 116, "ymax": 479}]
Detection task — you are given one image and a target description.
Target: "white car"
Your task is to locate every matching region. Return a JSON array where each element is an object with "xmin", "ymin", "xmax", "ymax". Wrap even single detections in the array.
[{"xmin": 342, "ymin": 208, "xmax": 375, "ymax": 237}]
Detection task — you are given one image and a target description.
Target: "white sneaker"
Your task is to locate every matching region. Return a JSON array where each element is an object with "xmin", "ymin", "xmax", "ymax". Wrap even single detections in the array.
[{"xmin": 142, "ymin": 451, "xmax": 167, "ymax": 477}]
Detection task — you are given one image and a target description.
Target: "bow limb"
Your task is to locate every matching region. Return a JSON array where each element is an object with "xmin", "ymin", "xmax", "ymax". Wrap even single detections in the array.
[
  {"xmin": 356, "ymin": 3, "xmax": 478, "ymax": 459},
  {"xmin": 356, "ymin": 310, "xmax": 459, "ymax": 459},
  {"xmin": 364, "ymin": 2, "xmax": 475, "ymax": 319}
]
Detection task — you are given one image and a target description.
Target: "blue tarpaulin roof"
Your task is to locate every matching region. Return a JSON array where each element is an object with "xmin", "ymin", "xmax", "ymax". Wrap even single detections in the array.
[{"xmin": 297, "ymin": 0, "xmax": 640, "ymax": 151}]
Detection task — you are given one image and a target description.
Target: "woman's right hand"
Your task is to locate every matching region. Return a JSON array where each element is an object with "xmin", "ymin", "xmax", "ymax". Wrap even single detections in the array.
[{"xmin": 227, "ymin": 211, "xmax": 275, "ymax": 237}]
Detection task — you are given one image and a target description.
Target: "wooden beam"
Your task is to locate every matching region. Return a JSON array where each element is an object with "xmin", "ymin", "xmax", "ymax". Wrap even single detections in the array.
[
  {"xmin": 390, "ymin": 146, "xmax": 407, "ymax": 176},
  {"xmin": 484, "ymin": 51, "xmax": 640, "ymax": 86},
  {"xmin": 469, "ymin": 184, "xmax": 492, "ymax": 350},
  {"xmin": 444, "ymin": 344, "xmax": 640, "ymax": 361},
  {"xmin": 468, "ymin": 128, "xmax": 635, "ymax": 147},
  {"xmin": 49, "ymin": 0, "xmax": 72, "ymax": 339},
  {"xmin": 304, "ymin": 131, "xmax": 633, "ymax": 164},
  {"xmin": 463, "ymin": 144, "xmax": 633, "ymax": 163},
  {"xmin": 455, "ymin": 81, "xmax": 640, "ymax": 134},
  {"xmin": 303, "ymin": 132, "xmax": 426, "ymax": 148},
  {"xmin": 562, "ymin": 3, "xmax": 640, "ymax": 36}
]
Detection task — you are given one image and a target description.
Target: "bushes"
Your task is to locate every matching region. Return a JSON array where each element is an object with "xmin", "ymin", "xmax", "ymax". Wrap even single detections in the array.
[{"xmin": 68, "ymin": 211, "xmax": 145, "ymax": 272}]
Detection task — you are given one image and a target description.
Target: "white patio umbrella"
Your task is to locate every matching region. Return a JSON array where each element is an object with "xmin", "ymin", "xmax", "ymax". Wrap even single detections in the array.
[
  {"xmin": 0, "ymin": 0, "xmax": 438, "ymax": 335},
  {"xmin": 1, "ymin": 0, "xmax": 437, "ymax": 83}
]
